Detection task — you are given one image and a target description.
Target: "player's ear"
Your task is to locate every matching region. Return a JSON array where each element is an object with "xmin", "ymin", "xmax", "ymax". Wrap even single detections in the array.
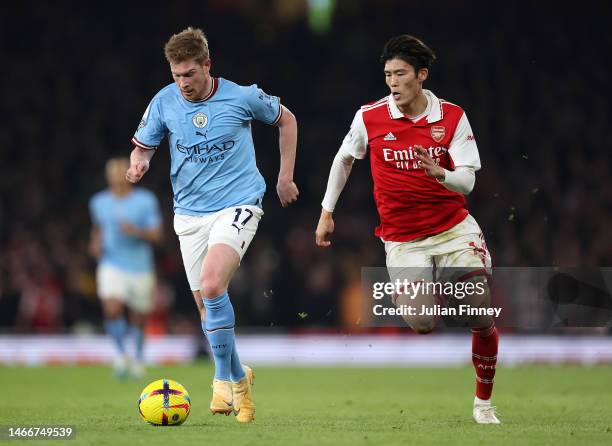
[
  {"xmin": 417, "ymin": 68, "xmax": 428, "ymax": 82},
  {"xmin": 203, "ymin": 58, "xmax": 212, "ymax": 70}
]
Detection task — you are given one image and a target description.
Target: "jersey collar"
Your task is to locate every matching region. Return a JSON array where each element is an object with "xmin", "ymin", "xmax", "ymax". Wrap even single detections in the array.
[
  {"xmin": 185, "ymin": 77, "xmax": 219, "ymax": 103},
  {"xmin": 387, "ymin": 89, "xmax": 443, "ymax": 123}
]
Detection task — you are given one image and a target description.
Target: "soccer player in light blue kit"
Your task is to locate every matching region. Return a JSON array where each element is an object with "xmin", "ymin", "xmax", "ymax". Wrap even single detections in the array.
[
  {"xmin": 89, "ymin": 157, "xmax": 162, "ymax": 379},
  {"xmin": 126, "ymin": 27, "xmax": 299, "ymax": 423}
]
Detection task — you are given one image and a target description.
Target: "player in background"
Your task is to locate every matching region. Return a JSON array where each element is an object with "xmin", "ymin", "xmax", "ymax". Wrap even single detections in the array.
[
  {"xmin": 126, "ymin": 27, "xmax": 298, "ymax": 423},
  {"xmin": 89, "ymin": 157, "xmax": 162, "ymax": 379},
  {"xmin": 315, "ymin": 35, "xmax": 500, "ymax": 424}
]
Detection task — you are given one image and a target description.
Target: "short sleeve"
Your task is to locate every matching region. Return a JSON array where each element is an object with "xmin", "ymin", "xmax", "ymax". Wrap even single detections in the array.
[
  {"xmin": 339, "ymin": 109, "xmax": 368, "ymax": 159},
  {"xmin": 132, "ymin": 96, "xmax": 166, "ymax": 150},
  {"xmin": 244, "ymin": 84, "xmax": 282, "ymax": 125},
  {"xmin": 143, "ymin": 193, "xmax": 162, "ymax": 229},
  {"xmin": 448, "ymin": 112, "xmax": 481, "ymax": 170}
]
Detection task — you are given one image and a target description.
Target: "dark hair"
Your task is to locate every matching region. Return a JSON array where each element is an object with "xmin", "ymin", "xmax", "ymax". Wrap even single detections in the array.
[{"xmin": 380, "ymin": 35, "xmax": 436, "ymax": 72}]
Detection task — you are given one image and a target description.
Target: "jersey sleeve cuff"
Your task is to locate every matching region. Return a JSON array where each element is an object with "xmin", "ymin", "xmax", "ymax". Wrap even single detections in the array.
[
  {"xmin": 131, "ymin": 137, "xmax": 157, "ymax": 150},
  {"xmin": 270, "ymin": 102, "xmax": 282, "ymax": 125},
  {"xmin": 436, "ymin": 169, "xmax": 450, "ymax": 184},
  {"xmin": 321, "ymin": 202, "xmax": 335, "ymax": 213}
]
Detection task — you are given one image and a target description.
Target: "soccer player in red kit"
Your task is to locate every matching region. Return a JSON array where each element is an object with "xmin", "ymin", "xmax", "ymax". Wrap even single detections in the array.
[{"xmin": 316, "ymin": 35, "xmax": 500, "ymax": 424}]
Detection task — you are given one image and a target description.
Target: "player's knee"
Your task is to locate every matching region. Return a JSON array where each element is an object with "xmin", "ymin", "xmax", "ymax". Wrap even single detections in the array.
[
  {"xmin": 106, "ymin": 310, "xmax": 124, "ymax": 321},
  {"xmin": 129, "ymin": 313, "xmax": 147, "ymax": 327},
  {"xmin": 200, "ymin": 277, "xmax": 227, "ymax": 299},
  {"xmin": 103, "ymin": 299, "xmax": 124, "ymax": 319},
  {"xmin": 105, "ymin": 308, "xmax": 122, "ymax": 319},
  {"xmin": 408, "ymin": 317, "xmax": 435, "ymax": 335},
  {"xmin": 413, "ymin": 324, "xmax": 435, "ymax": 335},
  {"xmin": 468, "ymin": 315, "xmax": 494, "ymax": 330},
  {"xmin": 461, "ymin": 276, "xmax": 491, "ymax": 304}
]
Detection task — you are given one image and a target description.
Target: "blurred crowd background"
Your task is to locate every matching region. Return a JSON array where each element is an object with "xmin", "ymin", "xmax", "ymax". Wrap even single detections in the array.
[{"xmin": 0, "ymin": 1, "xmax": 609, "ymax": 334}]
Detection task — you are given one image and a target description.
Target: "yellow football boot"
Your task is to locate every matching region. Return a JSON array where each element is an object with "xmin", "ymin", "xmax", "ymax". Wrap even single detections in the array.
[
  {"xmin": 210, "ymin": 379, "xmax": 234, "ymax": 416},
  {"xmin": 232, "ymin": 365, "xmax": 255, "ymax": 423}
]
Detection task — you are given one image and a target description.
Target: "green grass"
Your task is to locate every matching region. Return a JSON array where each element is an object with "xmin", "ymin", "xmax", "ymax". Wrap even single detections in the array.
[{"xmin": 0, "ymin": 363, "xmax": 611, "ymax": 445}]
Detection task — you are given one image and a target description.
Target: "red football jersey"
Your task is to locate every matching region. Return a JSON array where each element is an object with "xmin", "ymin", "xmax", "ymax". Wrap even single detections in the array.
[{"xmin": 340, "ymin": 90, "xmax": 481, "ymax": 242}]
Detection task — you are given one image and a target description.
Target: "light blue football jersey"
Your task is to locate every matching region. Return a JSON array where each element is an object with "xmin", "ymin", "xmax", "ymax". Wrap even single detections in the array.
[
  {"xmin": 132, "ymin": 77, "xmax": 281, "ymax": 215},
  {"xmin": 89, "ymin": 188, "xmax": 162, "ymax": 272}
]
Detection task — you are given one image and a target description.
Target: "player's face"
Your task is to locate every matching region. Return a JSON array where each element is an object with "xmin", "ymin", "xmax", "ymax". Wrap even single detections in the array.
[
  {"xmin": 106, "ymin": 159, "xmax": 130, "ymax": 188},
  {"xmin": 170, "ymin": 58, "xmax": 212, "ymax": 101},
  {"xmin": 384, "ymin": 58, "xmax": 427, "ymax": 111}
]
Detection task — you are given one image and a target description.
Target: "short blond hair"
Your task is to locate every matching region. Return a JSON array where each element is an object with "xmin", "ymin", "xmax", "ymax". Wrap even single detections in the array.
[
  {"xmin": 164, "ymin": 27, "xmax": 210, "ymax": 64},
  {"xmin": 106, "ymin": 157, "xmax": 129, "ymax": 172}
]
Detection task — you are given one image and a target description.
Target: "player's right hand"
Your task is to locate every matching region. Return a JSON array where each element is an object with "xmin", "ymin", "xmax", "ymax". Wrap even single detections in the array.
[
  {"xmin": 315, "ymin": 210, "xmax": 335, "ymax": 248},
  {"xmin": 126, "ymin": 160, "xmax": 149, "ymax": 183}
]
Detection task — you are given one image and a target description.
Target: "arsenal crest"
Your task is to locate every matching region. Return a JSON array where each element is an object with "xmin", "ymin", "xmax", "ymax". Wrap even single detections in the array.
[{"xmin": 430, "ymin": 125, "xmax": 445, "ymax": 142}]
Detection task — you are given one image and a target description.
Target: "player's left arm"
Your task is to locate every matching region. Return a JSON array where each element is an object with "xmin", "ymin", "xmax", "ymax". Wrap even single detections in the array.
[
  {"xmin": 120, "ymin": 223, "xmax": 162, "ymax": 244},
  {"xmin": 274, "ymin": 104, "xmax": 299, "ymax": 207},
  {"xmin": 120, "ymin": 193, "xmax": 163, "ymax": 244},
  {"xmin": 414, "ymin": 112, "xmax": 481, "ymax": 195},
  {"xmin": 245, "ymin": 85, "xmax": 298, "ymax": 207}
]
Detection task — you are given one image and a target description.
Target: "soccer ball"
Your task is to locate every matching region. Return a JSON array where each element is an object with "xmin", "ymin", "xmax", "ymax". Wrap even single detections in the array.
[{"xmin": 138, "ymin": 379, "xmax": 191, "ymax": 426}]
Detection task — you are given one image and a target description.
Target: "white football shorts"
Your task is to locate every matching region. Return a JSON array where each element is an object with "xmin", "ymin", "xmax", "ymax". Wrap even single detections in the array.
[
  {"xmin": 383, "ymin": 214, "xmax": 492, "ymax": 283},
  {"xmin": 96, "ymin": 264, "xmax": 155, "ymax": 313},
  {"xmin": 173, "ymin": 205, "xmax": 264, "ymax": 291}
]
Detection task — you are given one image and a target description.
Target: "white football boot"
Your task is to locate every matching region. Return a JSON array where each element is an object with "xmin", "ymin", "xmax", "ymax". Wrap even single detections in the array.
[{"xmin": 473, "ymin": 400, "xmax": 501, "ymax": 424}]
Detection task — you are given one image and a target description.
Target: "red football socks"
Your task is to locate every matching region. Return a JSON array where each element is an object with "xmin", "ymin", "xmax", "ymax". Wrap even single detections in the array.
[{"xmin": 471, "ymin": 324, "xmax": 498, "ymax": 400}]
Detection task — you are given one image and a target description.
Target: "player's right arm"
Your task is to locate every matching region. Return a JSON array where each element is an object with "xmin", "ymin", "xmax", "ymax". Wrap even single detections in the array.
[
  {"xmin": 316, "ymin": 109, "xmax": 368, "ymax": 248},
  {"xmin": 89, "ymin": 225, "xmax": 102, "ymax": 259},
  {"xmin": 126, "ymin": 147, "xmax": 155, "ymax": 183},
  {"xmin": 127, "ymin": 95, "xmax": 166, "ymax": 183},
  {"xmin": 88, "ymin": 197, "xmax": 102, "ymax": 258}
]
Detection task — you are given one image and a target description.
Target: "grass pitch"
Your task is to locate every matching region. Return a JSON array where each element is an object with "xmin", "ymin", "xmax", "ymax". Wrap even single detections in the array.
[{"xmin": 1, "ymin": 363, "xmax": 611, "ymax": 445}]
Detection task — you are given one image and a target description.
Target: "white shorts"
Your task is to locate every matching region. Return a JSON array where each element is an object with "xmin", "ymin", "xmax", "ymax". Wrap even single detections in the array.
[
  {"xmin": 383, "ymin": 214, "xmax": 491, "ymax": 283},
  {"xmin": 174, "ymin": 205, "xmax": 264, "ymax": 291},
  {"xmin": 96, "ymin": 264, "xmax": 155, "ymax": 313}
]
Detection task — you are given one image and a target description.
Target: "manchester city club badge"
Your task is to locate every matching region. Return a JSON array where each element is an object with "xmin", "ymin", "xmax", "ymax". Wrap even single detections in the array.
[{"xmin": 192, "ymin": 112, "xmax": 208, "ymax": 129}]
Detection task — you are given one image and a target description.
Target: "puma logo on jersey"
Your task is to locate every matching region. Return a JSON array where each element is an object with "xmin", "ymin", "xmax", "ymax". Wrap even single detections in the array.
[{"xmin": 383, "ymin": 132, "xmax": 397, "ymax": 141}]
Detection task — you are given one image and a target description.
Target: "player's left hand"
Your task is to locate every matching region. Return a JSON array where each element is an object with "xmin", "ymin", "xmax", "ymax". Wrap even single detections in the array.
[
  {"xmin": 120, "ymin": 222, "xmax": 139, "ymax": 236},
  {"xmin": 414, "ymin": 145, "xmax": 446, "ymax": 180},
  {"xmin": 277, "ymin": 178, "xmax": 299, "ymax": 207}
]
